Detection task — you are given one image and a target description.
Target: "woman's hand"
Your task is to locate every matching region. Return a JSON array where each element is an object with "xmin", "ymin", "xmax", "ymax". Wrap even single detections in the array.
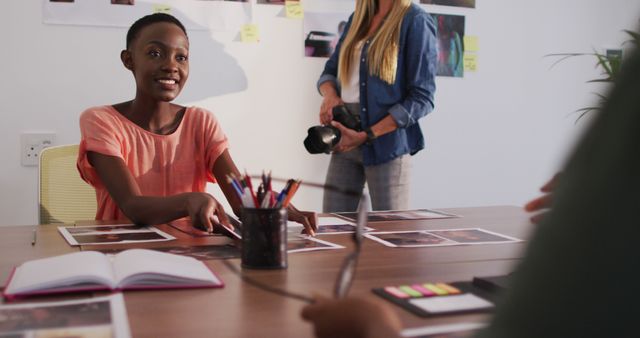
[
  {"xmin": 287, "ymin": 204, "xmax": 317, "ymax": 236},
  {"xmin": 184, "ymin": 192, "xmax": 231, "ymax": 232},
  {"xmin": 319, "ymin": 83, "xmax": 343, "ymax": 125},
  {"xmin": 331, "ymin": 121, "xmax": 367, "ymax": 153},
  {"xmin": 524, "ymin": 173, "xmax": 561, "ymax": 224},
  {"xmin": 301, "ymin": 295, "xmax": 402, "ymax": 338}
]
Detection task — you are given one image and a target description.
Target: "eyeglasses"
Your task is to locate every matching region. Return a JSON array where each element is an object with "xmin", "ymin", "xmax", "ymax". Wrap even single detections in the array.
[
  {"xmin": 333, "ymin": 193, "xmax": 367, "ymax": 299},
  {"xmin": 223, "ymin": 176, "xmax": 367, "ymax": 303}
]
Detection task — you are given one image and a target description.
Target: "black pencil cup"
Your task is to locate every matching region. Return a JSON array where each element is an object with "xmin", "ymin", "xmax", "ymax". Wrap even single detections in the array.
[{"xmin": 241, "ymin": 208, "xmax": 288, "ymax": 269}]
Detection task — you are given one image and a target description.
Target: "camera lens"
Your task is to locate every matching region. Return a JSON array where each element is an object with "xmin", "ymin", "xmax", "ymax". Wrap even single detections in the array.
[{"xmin": 304, "ymin": 125, "xmax": 341, "ymax": 154}]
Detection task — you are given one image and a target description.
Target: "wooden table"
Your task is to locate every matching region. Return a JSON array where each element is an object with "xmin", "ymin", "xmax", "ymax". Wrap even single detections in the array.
[{"xmin": 0, "ymin": 206, "xmax": 532, "ymax": 337}]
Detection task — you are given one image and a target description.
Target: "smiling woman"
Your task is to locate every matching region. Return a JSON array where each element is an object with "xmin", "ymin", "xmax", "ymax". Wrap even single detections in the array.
[{"xmin": 75, "ymin": 13, "xmax": 318, "ymax": 236}]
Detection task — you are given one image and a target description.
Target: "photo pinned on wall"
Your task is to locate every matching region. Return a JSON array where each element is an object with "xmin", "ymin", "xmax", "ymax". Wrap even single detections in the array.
[
  {"xmin": 420, "ymin": 0, "xmax": 476, "ymax": 9},
  {"xmin": 111, "ymin": 0, "xmax": 135, "ymax": 5},
  {"xmin": 303, "ymin": 11, "xmax": 350, "ymax": 58},
  {"xmin": 256, "ymin": 0, "xmax": 291, "ymax": 4},
  {"xmin": 432, "ymin": 13, "xmax": 465, "ymax": 77}
]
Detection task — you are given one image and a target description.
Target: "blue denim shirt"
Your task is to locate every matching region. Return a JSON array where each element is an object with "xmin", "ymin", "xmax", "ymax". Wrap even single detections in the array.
[{"xmin": 317, "ymin": 4, "xmax": 437, "ymax": 166}]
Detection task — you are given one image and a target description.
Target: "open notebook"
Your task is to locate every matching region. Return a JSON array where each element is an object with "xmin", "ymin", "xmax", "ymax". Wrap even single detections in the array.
[{"xmin": 3, "ymin": 249, "xmax": 223, "ymax": 300}]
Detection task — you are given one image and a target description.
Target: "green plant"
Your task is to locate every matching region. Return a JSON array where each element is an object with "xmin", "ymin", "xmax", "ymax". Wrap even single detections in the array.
[{"xmin": 547, "ymin": 29, "xmax": 640, "ymax": 121}]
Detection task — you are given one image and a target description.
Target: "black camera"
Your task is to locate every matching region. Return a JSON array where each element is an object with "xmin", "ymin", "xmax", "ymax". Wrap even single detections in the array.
[{"xmin": 304, "ymin": 105, "xmax": 362, "ymax": 154}]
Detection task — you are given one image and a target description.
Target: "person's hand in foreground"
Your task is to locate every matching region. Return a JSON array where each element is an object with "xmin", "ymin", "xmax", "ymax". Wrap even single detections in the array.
[
  {"xmin": 524, "ymin": 173, "xmax": 561, "ymax": 224},
  {"xmin": 301, "ymin": 295, "xmax": 402, "ymax": 338}
]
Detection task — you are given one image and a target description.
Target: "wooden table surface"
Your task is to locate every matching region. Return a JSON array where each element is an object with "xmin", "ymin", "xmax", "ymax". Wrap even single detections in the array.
[{"xmin": 0, "ymin": 206, "xmax": 533, "ymax": 338}]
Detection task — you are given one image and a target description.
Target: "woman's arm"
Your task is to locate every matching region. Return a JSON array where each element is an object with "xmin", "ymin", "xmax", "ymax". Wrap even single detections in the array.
[{"xmin": 87, "ymin": 151, "xmax": 230, "ymax": 231}]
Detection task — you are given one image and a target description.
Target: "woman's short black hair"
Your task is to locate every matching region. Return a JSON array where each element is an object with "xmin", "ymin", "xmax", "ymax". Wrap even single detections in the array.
[{"xmin": 126, "ymin": 13, "xmax": 187, "ymax": 49}]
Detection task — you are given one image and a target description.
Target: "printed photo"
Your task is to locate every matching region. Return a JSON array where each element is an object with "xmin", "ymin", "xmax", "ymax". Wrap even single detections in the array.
[
  {"xmin": 432, "ymin": 13, "xmax": 465, "ymax": 77},
  {"xmin": 368, "ymin": 231, "xmax": 457, "ymax": 247},
  {"xmin": 428, "ymin": 229, "xmax": 519, "ymax": 244},
  {"xmin": 111, "ymin": 0, "xmax": 134, "ymax": 5},
  {"xmin": 72, "ymin": 232, "xmax": 169, "ymax": 244},
  {"xmin": 156, "ymin": 245, "xmax": 241, "ymax": 260},
  {"xmin": 59, "ymin": 225, "xmax": 174, "ymax": 245},
  {"xmin": 288, "ymin": 236, "xmax": 344, "ymax": 253},
  {"xmin": 304, "ymin": 11, "xmax": 350, "ymax": 58},
  {"xmin": 334, "ymin": 209, "xmax": 459, "ymax": 222},
  {"xmin": 0, "ymin": 300, "xmax": 111, "ymax": 333},
  {"xmin": 65, "ymin": 224, "xmax": 142, "ymax": 234},
  {"xmin": 420, "ymin": 0, "xmax": 476, "ymax": 9},
  {"xmin": 366, "ymin": 229, "xmax": 522, "ymax": 248}
]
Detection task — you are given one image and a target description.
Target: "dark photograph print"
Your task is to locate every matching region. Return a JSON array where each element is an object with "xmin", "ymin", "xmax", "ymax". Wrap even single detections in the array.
[
  {"xmin": 420, "ymin": 0, "xmax": 475, "ymax": 8},
  {"xmin": 66, "ymin": 225, "xmax": 142, "ymax": 234},
  {"xmin": 374, "ymin": 231, "xmax": 456, "ymax": 247},
  {"xmin": 156, "ymin": 245, "xmax": 241, "ymax": 260},
  {"xmin": 432, "ymin": 13, "xmax": 465, "ymax": 77},
  {"xmin": 0, "ymin": 300, "xmax": 111, "ymax": 333},
  {"xmin": 72, "ymin": 232, "xmax": 167, "ymax": 244},
  {"xmin": 111, "ymin": 0, "xmax": 134, "ymax": 5},
  {"xmin": 428, "ymin": 229, "xmax": 519, "ymax": 244},
  {"xmin": 335, "ymin": 209, "xmax": 458, "ymax": 222}
]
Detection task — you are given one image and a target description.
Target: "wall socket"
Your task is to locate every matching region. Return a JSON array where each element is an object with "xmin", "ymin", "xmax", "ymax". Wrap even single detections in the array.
[{"xmin": 21, "ymin": 133, "xmax": 56, "ymax": 167}]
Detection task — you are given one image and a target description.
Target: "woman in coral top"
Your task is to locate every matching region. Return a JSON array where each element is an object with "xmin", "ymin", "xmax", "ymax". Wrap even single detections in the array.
[{"xmin": 77, "ymin": 13, "xmax": 316, "ymax": 234}]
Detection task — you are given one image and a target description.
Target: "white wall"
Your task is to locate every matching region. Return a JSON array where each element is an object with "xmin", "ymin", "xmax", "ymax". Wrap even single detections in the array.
[{"xmin": 1, "ymin": 0, "xmax": 639, "ymax": 225}]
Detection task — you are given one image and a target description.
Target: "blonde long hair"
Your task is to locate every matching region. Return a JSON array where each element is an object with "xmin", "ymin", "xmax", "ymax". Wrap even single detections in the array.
[{"xmin": 338, "ymin": 0, "xmax": 411, "ymax": 85}]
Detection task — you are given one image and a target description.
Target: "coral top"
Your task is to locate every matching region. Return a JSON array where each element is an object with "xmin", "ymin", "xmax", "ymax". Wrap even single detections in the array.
[{"xmin": 77, "ymin": 105, "xmax": 229, "ymax": 221}]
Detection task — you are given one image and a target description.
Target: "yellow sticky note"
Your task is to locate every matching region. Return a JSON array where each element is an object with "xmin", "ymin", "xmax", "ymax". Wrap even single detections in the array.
[
  {"xmin": 464, "ymin": 53, "xmax": 477, "ymax": 72},
  {"xmin": 285, "ymin": 1, "xmax": 303, "ymax": 19},
  {"xmin": 464, "ymin": 36, "xmax": 479, "ymax": 52},
  {"xmin": 240, "ymin": 24, "xmax": 260, "ymax": 43},
  {"xmin": 153, "ymin": 4, "xmax": 171, "ymax": 14}
]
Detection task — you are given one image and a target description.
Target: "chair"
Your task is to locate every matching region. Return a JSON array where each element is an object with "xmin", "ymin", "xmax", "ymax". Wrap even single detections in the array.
[{"xmin": 39, "ymin": 144, "xmax": 97, "ymax": 224}]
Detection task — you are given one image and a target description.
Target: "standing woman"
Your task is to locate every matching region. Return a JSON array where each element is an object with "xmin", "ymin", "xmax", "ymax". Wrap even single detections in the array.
[{"xmin": 317, "ymin": 0, "xmax": 437, "ymax": 212}]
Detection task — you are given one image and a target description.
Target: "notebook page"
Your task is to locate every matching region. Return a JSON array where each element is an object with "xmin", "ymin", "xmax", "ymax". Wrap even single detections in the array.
[
  {"xmin": 5, "ymin": 251, "xmax": 114, "ymax": 295},
  {"xmin": 112, "ymin": 249, "xmax": 221, "ymax": 287}
]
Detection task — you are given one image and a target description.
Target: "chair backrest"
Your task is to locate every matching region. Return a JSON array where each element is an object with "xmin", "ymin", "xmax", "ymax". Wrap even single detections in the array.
[{"xmin": 39, "ymin": 144, "xmax": 97, "ymax": 224}]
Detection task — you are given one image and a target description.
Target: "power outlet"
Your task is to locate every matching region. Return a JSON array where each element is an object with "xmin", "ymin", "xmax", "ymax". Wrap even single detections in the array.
[{"xmin": 21, "ymin": 133, "xmax": 56, "ymax": 167}]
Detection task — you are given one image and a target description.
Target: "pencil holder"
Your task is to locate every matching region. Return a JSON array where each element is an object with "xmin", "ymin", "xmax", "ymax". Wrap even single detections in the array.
[{"xmin": 241, "ymin": 207, "xmax": 288, "ymax": 269}]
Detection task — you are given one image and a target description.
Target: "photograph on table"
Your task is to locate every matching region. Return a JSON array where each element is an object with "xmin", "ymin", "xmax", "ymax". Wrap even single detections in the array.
[
  {"xmin": 365, "ymin": 228, "xmax": 522, "ymax": 248},
  {"xmin": 304, "ymin": 11, "xmax": 350, "ymax": 58},
  {"xmin": 420, "ymin": 0, "xmax": 476, "ymax": 8},
  {"xmin": 333, "ymin": 209, "xmax": 460, "ymax": 222},
  {"xmin": 288, "ymin": 216, "xmax": 375, "ymax": 235},
  {"xmin": 288, "ymin": 235, "xmax": 344, "ymax": 253},
  {"xmin": 63, "ymin": 224, "xmax": 142, "ymax": 234},
  {"xmin": 428, "ymin": 228, "xmax": 521, "ymax": 244},
  {"xmin": 432, "ymin": 13, "xmax": 465, "ymax": 77},
  {"xmin": 58, "ymin": 225, "xmax": 174, "ymax": 246},
  {"xmin": 0, "ymin": 294, "xmax": 130, "ymax": 338}
]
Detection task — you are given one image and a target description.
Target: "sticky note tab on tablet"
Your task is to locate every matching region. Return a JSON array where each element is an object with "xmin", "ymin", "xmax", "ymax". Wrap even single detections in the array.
[
  {"xmin": 384, "ymin": 286, "xmax": 410, "ymax": 299},
  {"xmin": 399, "ymin": 285, "xmax": 423, "ymax": 298},
  {"xmin": 409, "ymin": 293, "xmax": 494, "ymax": 314}
]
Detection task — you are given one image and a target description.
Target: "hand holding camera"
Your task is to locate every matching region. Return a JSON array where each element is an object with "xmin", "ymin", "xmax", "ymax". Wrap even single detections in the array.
[{"xmin": 304, "ymin": 105, "xmax": 364, "ymax": 154}]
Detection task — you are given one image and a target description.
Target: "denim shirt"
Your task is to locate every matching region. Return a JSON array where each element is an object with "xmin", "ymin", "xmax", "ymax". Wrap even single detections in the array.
[{"xmin": 317, "ymin": 3, "xmax": 437, "ymax": 166}]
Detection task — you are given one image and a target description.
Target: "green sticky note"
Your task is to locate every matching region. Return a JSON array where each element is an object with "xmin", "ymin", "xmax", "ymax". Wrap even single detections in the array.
[{"xmin": 398, "ymin": 285, "xmax": 423, "ymax": 297}]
